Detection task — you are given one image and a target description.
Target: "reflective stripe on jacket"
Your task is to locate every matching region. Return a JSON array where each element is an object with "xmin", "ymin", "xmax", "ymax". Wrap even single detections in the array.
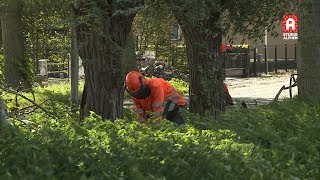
[{"xmin": 133, "ymin": 78, "xmax": 186, "ymax": 122}]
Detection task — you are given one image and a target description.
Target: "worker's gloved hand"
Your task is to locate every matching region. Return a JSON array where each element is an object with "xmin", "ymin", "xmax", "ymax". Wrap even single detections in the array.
[
  {"xmin": 148, "ymin": 118, "xmax": 163, "ymax": 129},
  {"xmin": 138, "ymin": 119, "xmax": 148, "ymax": 124},
  {"xmin": 137, "ymin": 114, "xmax": 150, "ymax": 124}
]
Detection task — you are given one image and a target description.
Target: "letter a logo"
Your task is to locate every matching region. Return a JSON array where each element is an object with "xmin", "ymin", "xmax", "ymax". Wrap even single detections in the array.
[
  {"xmin": 286, "ymin": 18, "xmax": 296, "ymax": 31},
  {"xmin": 283, "ymin": 15, "xmax": 298, "ymax": 33}
]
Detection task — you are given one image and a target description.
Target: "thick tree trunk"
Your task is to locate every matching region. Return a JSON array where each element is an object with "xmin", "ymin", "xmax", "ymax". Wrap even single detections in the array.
[
  {"xmin": 75, "ymin": 1, "xmax": 140, "ymax": 121},
  {"xmin": 78, "ymin": 29, "xmax": 126, "ymax": 121},
  {"xmin": 298, "ymin": 0, "xmax": 320, "ymax": 98},
  {"xmin": 182, "ymin": 26, "xmax": 224, "ymax": 118},
  {"xmin": 1, "ymin": 0, "xmax": 25, "ymax": 88},
  {"xmin": 164, "ymin": 0, "xmax": 225, "ymax": 118}
]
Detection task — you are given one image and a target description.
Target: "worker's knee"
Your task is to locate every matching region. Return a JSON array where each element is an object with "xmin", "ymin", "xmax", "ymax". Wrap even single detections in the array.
[{"xmin": 165, "ymin": 108, "xmax": 185, "ymax": 125}]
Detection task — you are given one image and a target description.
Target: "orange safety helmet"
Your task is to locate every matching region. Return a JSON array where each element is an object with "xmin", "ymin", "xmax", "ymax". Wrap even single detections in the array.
[
  {"xmin": 125, "ymin": 71, "xmax": 151, "ymax": 99},
  {"xmin": 126, "ymin": 71, "xmax": 143, "ymax": 92}
]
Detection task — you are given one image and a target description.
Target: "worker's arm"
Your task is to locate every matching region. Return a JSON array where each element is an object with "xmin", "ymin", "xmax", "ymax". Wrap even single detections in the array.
[
  {"xmin": 133, "ymin": 98, "xmax": 148, "ymax": 124},
  {"xmin": 151, "ymin": 87, "xmax": 165, "ymax": 119}
]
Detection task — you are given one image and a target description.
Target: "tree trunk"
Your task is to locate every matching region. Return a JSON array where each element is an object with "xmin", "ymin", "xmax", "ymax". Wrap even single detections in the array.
[
  {"xmin": 70, "ymin": 1, "xmax": 79, "ymax": 110},
  {"xmin": 1, "ymin": 0, "xmax": 25, "ymax": 88},
  {"xmin": 122, "ymin": 30, "xmax": 138, "ymax": 74},
  {"xmin": 35, "ymin": 31, "xmax": 39, "ymax": 73},
  {"xmin": 0, "ymin": 98, "xmax": 7, "ymax": 125},
  {"xmin": 182, "ymin": 26, "xmax": 225, "ymax": 118},
  {"xmin": 77, "ymin": 27, "xmax": 126, "ymax": 121},
  {"xmin": 75, "ymin": 1, "xmax": 140, "ymax": 121},
  {"xmin": 298, "ymin": 0, "xmax": 320, "ymax": 98},
  {"xmin": 0, "ymin": 21, "xmax": 2, "ymax": 46},
  {"xmin": 164, "ymin": 0, "xmax": 225, "ymax": 118},
  {"xmin": 139, "ymin": 31, "xmax": 143, "ymax": 51}
]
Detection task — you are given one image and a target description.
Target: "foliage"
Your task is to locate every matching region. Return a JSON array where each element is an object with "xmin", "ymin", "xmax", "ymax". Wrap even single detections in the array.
[
  {"xmin": 0, "ymin": 0, "xmax": 71, "ymax": 83},
  {"xmin": 1, "ymin": 82, "xmax": 320, "ymax": 179},
  {"xmin": 133, "ymin": 0, "xmax": 175, "ymax": 51},
  {"xmin": 168, "ymin": 78, "xmax": 188, "ymax": 94},
  {"xmin": 163, "ymin": 0, "xmax": 298, "ymax": 115},
  {"xmin": 23, "ymin": 0, "xmax": 71, "ymax": 64},
  {"xmin": 160, "ymin": 44, "xmax": 188, "ymax": 74},
  {"xmin": 161, "ymin": 0, "xmax": 297, "ymax": 40},
  {"xmin": 132, "ymin": 0, "xmax": 188, "ymax": 68}
]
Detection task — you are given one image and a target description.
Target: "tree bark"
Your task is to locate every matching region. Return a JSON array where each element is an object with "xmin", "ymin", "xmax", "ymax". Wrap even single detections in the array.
[
  {"xmin": 1, "ymin": 0, "xmax": 25, "ymax": 88},
  {"xmin": 298, "ymin": 0, "xmax": 320, "ymax": 98},
  {"xmin": 75, "ymin": 1, "xmax": 141, "ymax": 121},
  {"xmin": 122, "ymin": 30, "xmax": 139, "ymax": 74},
  {"xmin": 182, "ymin": 26, "xmax": 224, "ymax": 118},
  {"xmin": 70, "ymin": 1, "xmax": 79, "ymax": 110},
  {"xmin": 163, "ymin": 0, "xmax": 225, "ymax": 118},
  {"xmin": 0, "ymin": 98, "xmax": 7, "ymax": 125}
]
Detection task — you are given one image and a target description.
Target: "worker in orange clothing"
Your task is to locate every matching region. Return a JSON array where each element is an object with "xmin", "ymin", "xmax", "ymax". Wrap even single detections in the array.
[
  {"xmin": 125, "ymin": 71, "xmax": 187, "ymax": 125},
  {"xmin": 223, "ymin": 83, "xmax": 234, "ymax": 106}
]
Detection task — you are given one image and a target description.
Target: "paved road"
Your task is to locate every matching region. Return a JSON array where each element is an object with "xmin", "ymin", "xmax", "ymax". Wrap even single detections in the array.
[{"xmin": 226, "ymin": 72, "xmax": 298, "ymax": 105}]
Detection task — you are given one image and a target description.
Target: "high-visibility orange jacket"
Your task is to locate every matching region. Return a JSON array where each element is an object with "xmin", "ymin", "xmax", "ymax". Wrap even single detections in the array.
[
  {"xmin": 223, "ymin": 83, "xmax": 234, "ymax": 105},
  {"xmin": 223, "ymin": 83, "xmax": 229, "ymax": 93},
  {"xmin": 132, "ymin": 78, "xmax": 186, "ymax": 123}
]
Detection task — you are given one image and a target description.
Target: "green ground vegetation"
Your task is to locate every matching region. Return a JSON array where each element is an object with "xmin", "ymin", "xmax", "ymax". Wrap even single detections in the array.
[{"xmin": 0, "ymin": 81, "xmax": 319, "ymax": 179}]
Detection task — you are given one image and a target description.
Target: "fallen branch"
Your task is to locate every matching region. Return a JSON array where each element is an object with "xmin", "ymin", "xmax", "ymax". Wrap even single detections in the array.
[
  {"xmin": 15, "ymin": 83, "xmax": 36, "ymax": 106},
  {"xmin": 0, "ymin": 86, "xmax": 59, "ymax": 118},
  {"xmin": 269, "ymin": 74, "xmax": 298, "ymax": 105},
  {"xmin": 10, "ymin": 99, "xmax": 51, "ymax": 117}
]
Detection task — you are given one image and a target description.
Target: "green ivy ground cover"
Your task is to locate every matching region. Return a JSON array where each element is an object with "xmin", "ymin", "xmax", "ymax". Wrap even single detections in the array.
[{"xmin": 0, "ymin": 82, "xmax": 319, "ymax": 179}]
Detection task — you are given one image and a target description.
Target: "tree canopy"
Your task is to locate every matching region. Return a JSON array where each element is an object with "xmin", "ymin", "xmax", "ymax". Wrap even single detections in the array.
[
  {"xmin": 0, "ymin": 0, "xmax": 305, "ymax": 120},
  {"xmin": 162, "ymin": 0, "xmax": 296, "ymax": 117}
]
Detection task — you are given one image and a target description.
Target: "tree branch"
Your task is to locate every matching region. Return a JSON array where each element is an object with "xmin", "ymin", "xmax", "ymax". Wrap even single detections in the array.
[{"xmin": 0, "ymin": 86, "xmax": 59, "ymax": 118}]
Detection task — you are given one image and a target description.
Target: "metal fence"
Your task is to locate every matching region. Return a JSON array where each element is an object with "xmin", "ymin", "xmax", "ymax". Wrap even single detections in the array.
[
  {"xmin": 225, "ymin": 43, "xmax": 297, "ymax": 77},
  {"xmin": 38, "ymin": 59, "xmax": 69, "ymax": 79}
]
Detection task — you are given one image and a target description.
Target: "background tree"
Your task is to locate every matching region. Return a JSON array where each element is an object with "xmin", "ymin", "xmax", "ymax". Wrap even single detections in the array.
[
  {"xmin": 297, "ymin": 0, "xmax": 320, "ymax": 98},
  {"xmin": 132, "ymin": 0, "xmax": 189, "ymax": 72},
  {"xmin": 0, "ymin": 97, "xmax": 6, "ymax": 124},
  {"xmin": 74, "ymin": 0, "xmax": 144, "ymax": 121},
  {"xmin": 1, "ymin": 0, "xmax": 27, "ymax": 88},
  {"xmin": 163, "ymin": 0, "xmax": 295, "ymax": 118},
  {"xmin": 23, "ymin": 0, "xmax": 70, "ymax": 73},
  {"xmin": 133, "ymin": 0, "xmax": 175, "ymax": 59},
  {"xmin": 70, "ymin": 0, "xmax": 79, "ymax": 109},
  {"xmin": 1, "ymin": 0, "xmax": 70, "ymax": 87}
]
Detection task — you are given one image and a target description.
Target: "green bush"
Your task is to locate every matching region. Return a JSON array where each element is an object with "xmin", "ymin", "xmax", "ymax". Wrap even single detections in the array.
[
  {"xmin": 169, "ymin": 78, "xmax": 189, "ymax": 94},
  {"xmin": 0, "ymin": 83, "xmax": 319, "ymax": 179}
]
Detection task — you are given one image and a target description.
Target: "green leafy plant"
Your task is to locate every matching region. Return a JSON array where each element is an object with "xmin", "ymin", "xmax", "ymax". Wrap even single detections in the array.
[
  {"xmin": 168, "ymin": 78, "xmax": 189, "ymax": 94},
  {"xmin": 0, "ymin": 82, "xmax": 319, "ymax": 179}
]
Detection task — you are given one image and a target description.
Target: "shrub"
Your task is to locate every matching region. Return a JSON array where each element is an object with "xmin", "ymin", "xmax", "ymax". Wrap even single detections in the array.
[{"xmin": 0, "ymin": 83, "xmax": 319, "ymax": 179}]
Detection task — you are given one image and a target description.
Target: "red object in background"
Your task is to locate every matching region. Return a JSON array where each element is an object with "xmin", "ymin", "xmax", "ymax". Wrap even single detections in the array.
[
  {"xmin": 283, "ymin": 15, "xmax": 298, "ymax": 33},
  {"xmin": 221, "ymin": 44, "xmax": 233, "ymax": 53}
]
